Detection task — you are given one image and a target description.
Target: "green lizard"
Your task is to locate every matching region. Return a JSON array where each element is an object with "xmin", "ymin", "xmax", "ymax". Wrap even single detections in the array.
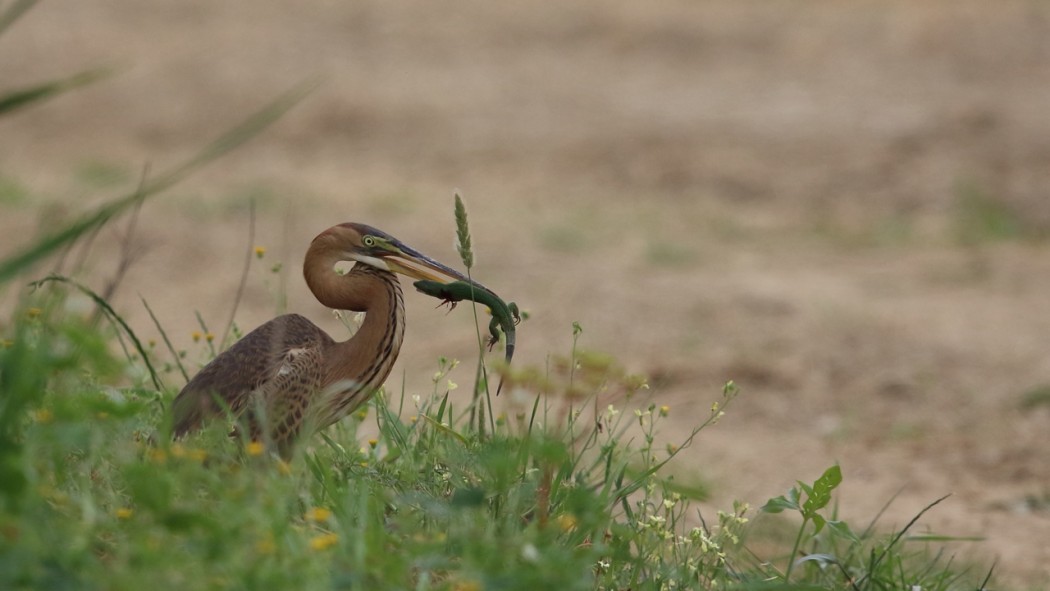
[{"xmin": 412, "ymin": 279, "xmax": 520, "ymax": 366}]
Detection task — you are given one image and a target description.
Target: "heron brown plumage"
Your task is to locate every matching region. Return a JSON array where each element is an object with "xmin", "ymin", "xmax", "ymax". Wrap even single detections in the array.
[{"xmin": 171, "ymin": 222, "xmax": 474, "ymax": 458}]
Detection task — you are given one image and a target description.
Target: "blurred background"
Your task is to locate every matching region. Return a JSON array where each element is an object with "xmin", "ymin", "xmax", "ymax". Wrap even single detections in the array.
[{"xmin": 2, "ymin": 0, "xmax": 1049, "ymax": 583}]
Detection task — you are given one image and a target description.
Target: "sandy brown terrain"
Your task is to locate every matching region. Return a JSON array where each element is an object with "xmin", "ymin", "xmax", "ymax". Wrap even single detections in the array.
[{"xmin": 2, "ymin": 1, "xmax": 1049, "ymax": 586}]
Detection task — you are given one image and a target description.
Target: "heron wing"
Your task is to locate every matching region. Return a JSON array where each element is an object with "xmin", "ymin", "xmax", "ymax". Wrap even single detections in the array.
[{"xmin": 171, "ymin": 313, "xmax": 333, "ymax": 438}]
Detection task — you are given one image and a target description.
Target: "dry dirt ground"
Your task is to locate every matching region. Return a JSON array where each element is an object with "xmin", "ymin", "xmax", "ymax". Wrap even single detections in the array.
[{"xmin": 3, "ymin": 1, "xmax": 1050, "ymax": 586}]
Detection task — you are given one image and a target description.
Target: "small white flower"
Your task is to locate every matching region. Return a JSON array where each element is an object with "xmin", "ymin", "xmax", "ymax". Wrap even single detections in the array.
[{"xmin": 521, "ymin": 543, "xmax": 540, "ymax": 562}]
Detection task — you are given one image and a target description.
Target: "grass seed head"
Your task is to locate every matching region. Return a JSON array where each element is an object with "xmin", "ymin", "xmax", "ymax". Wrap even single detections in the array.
[{"xmin": 453, "ymin": 193, "xmax": 474, "ymax": 269}]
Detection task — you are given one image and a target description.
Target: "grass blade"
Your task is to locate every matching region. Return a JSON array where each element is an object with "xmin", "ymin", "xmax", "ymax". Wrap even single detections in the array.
[
  {"xmin": 0, "ymin": 0, "xmax": 36, "ymax": 36},
  {"xmin": 30, "ymin": 275, "xmax": 164, "ymax": 391},
  {"xmin": 141, "ymin": 295, "xmax": 189, "ymax": 383},
  {"xmin": 0, "ymin": 67, "xmax": 113, "ymax": 117},
  {"xmin": 0, "ymin": 80, "xmax": 316, "ymax": 284}
]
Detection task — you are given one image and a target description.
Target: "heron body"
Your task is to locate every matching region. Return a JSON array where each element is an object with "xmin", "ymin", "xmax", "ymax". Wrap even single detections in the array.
[{"xmin": 171, "ymin": 222, "xmax": 471, "ymax": 457}]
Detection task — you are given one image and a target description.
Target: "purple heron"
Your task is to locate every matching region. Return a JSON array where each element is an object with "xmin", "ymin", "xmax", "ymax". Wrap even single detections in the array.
[{"xmin": 171, "ymin": 222, "xmax": 473, "ymax": 457}]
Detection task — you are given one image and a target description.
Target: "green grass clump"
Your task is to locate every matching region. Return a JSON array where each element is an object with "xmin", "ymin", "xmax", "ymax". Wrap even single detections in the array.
[{"xmin": 0, "ymin": 293, "xmax": 727, "ymax": 590}]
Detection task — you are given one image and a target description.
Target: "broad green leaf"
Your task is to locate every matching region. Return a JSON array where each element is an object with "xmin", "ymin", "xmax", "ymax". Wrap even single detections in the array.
[
  {"xmin": 826, "ymin": 519, "xmax": 861, "ymax": 543},
  {"xmin": 811, "ymin": 513, "xmax": 826, "ymax": 535},
  {"xmin": 761, "ymin": 494, "xmax": 799, "ymax": 514},
  {"xmin": 802, "ymin": 464, "xmax": 841, "ymax": 515}
]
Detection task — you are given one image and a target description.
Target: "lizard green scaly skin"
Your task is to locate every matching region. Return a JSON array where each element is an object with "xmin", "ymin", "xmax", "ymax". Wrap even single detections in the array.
[{"xmin": 412, "ymin": 279, "xmax": 519, "ymax": 365}]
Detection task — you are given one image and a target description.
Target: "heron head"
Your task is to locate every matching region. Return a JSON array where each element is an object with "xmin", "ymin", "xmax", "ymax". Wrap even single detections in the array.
[{"xmin": 314, "ymin": 222, "xmax": 470, "ymax": 284}]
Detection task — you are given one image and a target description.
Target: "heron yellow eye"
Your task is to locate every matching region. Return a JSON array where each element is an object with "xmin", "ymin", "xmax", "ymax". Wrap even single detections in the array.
[{"xmin": 362, "ymin": 235, "xmax": 377, "ymax": 247}]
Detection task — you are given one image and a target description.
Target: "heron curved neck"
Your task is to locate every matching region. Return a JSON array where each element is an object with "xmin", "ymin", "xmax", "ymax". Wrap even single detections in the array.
[
  {"xmin": 304, "ymin": 246, "xmax": 375, "ymax": 312},
  {"xmin": 303, "ymin": 252, "xmax": 406, "ymax": 387},
  {"xmin": 334, "ymin": 270, "xmax": 404, "ymax": 371}
]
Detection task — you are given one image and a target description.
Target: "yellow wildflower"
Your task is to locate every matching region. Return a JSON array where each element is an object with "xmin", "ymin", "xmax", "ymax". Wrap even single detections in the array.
[
  {"xmin": 115, "ymin": 507, "xmax": 134, "ymax": 520},
  {"xmin": 26, "ymin": 307, "xmax": 42, "ymax": 319},
  {"xmin": 33, "ymin": 409, "xmax": 53, "ymax": 423},
  {"xmin": 367, "ymin": 438, "xmax": 378, "ymax": 449},
  {"xmin": 191, "ymin": 331, "xmax": 202, "ymax": 343},
  {"xmin": 309, "ymin": 532, "xmax": 339, "ymax": 551},
  {"xmin": 306, "ymin": 507, "xmax": 332, "ymax": 522},
  {"xmin": 556, "ymin": 513, "xmax": 578, "ymax": 532},
  {"xmin": 246, "ymin": 441, "xmax": 265, "ymax": 457},
  {"xmin": 254, "ymin": 246, "xmax": 266, "ymax": 259},
  {"xmin": 452, "ymin": 579, "xmax": 481, "ymax": 591},
  {"xmin": 205, "ymin": 332, "xmax": 215, "ymax": 343}
]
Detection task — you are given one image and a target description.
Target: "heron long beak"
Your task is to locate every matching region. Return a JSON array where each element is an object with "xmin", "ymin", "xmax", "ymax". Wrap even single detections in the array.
[{"xmin": 382, "ymin": 242, "xmax": 478, "ymax": 286}]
